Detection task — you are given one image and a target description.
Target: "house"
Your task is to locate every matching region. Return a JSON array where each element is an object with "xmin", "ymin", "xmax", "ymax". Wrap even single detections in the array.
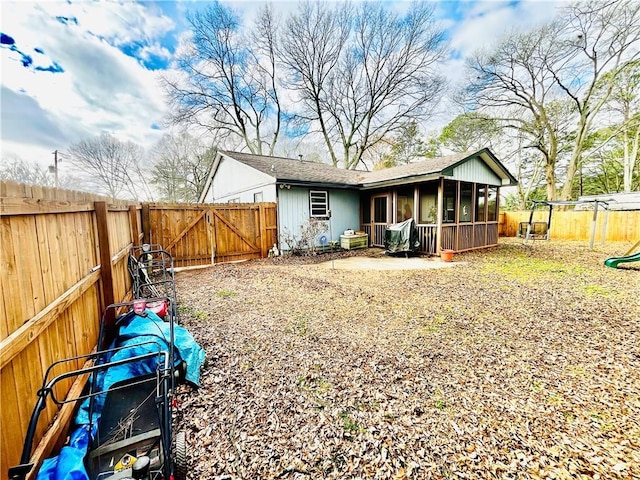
[{"xmin": 198, "ymin": 148, "xmax": 518, "ymax": 254}]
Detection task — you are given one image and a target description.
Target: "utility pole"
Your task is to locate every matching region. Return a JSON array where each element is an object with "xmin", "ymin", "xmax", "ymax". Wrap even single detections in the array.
[{"xmin": 50, "ymin": 150, "xmax": 60, "ymax": 188}]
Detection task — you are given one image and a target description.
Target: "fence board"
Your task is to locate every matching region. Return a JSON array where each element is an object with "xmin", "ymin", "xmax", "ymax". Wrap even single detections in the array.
[
  {"xmin": 0, "ymin": 197, "xmax": 95, "ymax": 215},
  {"xmin": 0, "ymin": 269, "xmax": 101, "ymax": 369},
  {"xmin": 501, "ymin": 210, "xmax": 640, "ymax": 242},
  {"xmin": 1, "ymin": 184, "xmax": 278, "ymax": 476},
  {"xmin": 12, "ymin": 215, "xmax": 47, "ymax": 320},
  {"xmin": 0, "ymin": 363, "xmax": 23, "ymax": 465},
  {"xmin": 144, "ymin": 203, "xmax": 277, "ymax": 268},
  {"xmin": 13, "ymin": 346, "xmax": 46, "ymax": 449},
  {"xmin": 35, "ymin": 215, "xmax": 57, "ymax": 306},
  {"xmin": 0, "ymin": 182, "xmax": 138, "ymax": 477},
  {"xmin": 0, "ymin": 216, "xmax": 21, "ymax": 339}
]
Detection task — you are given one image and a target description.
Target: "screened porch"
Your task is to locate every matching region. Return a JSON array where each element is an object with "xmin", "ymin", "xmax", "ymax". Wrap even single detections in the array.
[{"xmin": 360, "ymin": 179, "xmax": 500, "ymax": 255}]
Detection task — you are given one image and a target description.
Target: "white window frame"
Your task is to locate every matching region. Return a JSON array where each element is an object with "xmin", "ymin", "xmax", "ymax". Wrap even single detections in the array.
[
  {"xmin": 253, "ymin": 192, "xmax": 263, "ymax": 203},
  {"xmin": 309, "ymin": 190, "xmax": 329, "ymax": 218}
]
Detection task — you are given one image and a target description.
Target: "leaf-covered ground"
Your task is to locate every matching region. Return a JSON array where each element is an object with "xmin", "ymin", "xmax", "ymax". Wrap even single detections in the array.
[{"xmin": 174, "ymin": 239, "xmax": 640, "ymax": 479}]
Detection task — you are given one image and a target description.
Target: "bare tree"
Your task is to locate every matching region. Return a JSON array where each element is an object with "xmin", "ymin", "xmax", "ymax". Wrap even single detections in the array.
[
  {"xmin": 465, "ymin": 0, "xmax": 640, "ymax": 200},
  {"xmin": 163, "ymin": 2, "xmax": 282, "ymax": 155},
  {"xmin": 280, "ymin": 1, "xmax": 447, "ymax": 169},
  {"xmin": 465, "ymin": 22, "xmax": 573, "ymax": 200},
  {"xmin": 0, "ymin": 155, "xmax": 54, "ymax": 186},
  {"xmin": 67, "ymin": 133, "xmax": 150, "ymax": 200},
  {"xmin": 278, "ymin": 1, "xmax": 351, "ymax": 166},
  {"xmin": 149, "ymin": 134, "xmax": 216, "ymax": 202},
  {"xmin": 556, "ymin": 0, "xmax": 640, "ymax": 199},
  {"xmin": 602, "ymin": 59, "xmax": 640, "ymax": 192},
  {"xmin": 502, "ymin": 131, "xmax": 546, "ymax": 209}
]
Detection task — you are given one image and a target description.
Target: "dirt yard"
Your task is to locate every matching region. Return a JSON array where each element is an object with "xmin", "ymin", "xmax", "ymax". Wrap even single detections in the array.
[{"xmin": 174, "ymin": 239, "xmax": 640, "ymax": 480}]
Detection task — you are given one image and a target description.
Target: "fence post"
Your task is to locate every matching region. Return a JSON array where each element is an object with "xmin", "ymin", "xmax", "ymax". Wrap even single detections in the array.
[
  {"xmin": 95, "ymin": 201, "xmax": 115, "ymax": 344},
  {"xmin": 259, "ymin": 204, "xmax": 268, "ymax": 258},
  {"xmin": 141, "ymin": 203, "xmax": 151, "ymax": 244},
  {"xmin": 129, "ymin": 205, "xmax": 140, "ymax": 246}
]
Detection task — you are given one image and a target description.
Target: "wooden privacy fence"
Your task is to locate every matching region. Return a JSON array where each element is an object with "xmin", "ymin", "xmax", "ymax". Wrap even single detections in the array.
[
  {"xmin": 143, "ymin": 202, "xmax": 278, "ymax": 268},
  {"xmin": 500, "ymin": 210, "xmax": 640, "ymax": 242},
  {"xmin": 0, "ymin": 182, "xmax": 277, "ymax": 477},
  {"xmin": 0, "ymin": 181, "xmax": 141, "ymax": 478}
]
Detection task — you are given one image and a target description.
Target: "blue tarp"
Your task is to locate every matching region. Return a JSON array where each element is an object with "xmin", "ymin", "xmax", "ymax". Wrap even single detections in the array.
[{"xmin": 37, "ymin": 309, "xmax": 205, "ymax": 480}]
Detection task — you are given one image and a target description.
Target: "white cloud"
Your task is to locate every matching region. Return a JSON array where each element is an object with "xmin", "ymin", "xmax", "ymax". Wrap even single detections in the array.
[
  {"xmin": 139, "ymin": 43, "xmax": 172, "ymax": 62},
  {"xmin": 1, "ymin": 1, "xmax": 173, "ymax": 167},
  {"xmin": 448, "ymin": 1, "xmax": 564, "ymax": 56},
  {"xmin": 1, "ymin": 0, "xmax": 570, "ymax": 171}
]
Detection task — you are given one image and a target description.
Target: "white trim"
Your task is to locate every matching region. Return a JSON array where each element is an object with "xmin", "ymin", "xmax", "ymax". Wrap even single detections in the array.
[{"xmin": 309, "ymin": 190, "xmax": 329, "ymax": 217}]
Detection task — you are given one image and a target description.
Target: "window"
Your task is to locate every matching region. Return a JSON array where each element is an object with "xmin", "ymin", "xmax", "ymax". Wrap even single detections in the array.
[
  {"xmin": 228, "ymin": 198, "xmax": 240, "ymax": 203},
  {"xmin": 396, "ymin": 188, "xmax": 414, "ymax": 222},
  {"xmin": 487, "ymin": 187, "xmax": 498, "ymax": 221},
  {"xmin": 253, "ymin": 192, "xmax": 263, "ymax": 203},
  {"xmin": 460, "ymin": 182, "xmax": 473, "ymax": 223},
  {"xmin": 419, "ymin": 183, "xmax": 438, "ymax": 224},
  {"xmin": 442, "ymin": 181, "xmax": 457, "ymax": 223},
  {"xmin": 475, "ymin": 186, "xmax": 486, "ymax": 222},
  {"xmin": 310, "ymin": 190, "xmax": 329, "ymax": 217},
  {"xmin": 373, "ymin": 196, "xmax": 388, "ymax": 223}
]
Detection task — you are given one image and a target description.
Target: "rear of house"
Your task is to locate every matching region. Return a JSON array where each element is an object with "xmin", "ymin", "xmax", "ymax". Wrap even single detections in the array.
[{"xmin": 198, "ymin": 148, "xmax": 517, "ymax": 255}]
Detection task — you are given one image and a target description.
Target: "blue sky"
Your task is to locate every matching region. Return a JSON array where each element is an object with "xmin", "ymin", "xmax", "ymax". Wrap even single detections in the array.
[{"xmin": 0, "ymin": 0, "xmax": 563, "ymax": 170}]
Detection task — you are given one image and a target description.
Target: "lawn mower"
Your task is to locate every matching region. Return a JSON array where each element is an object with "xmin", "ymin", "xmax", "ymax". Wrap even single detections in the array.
[
  {"xmin": 8, "ymin": 297, "xmax": 200, "ymax": 480},
  {"xmin": 128, "ymin": 245, "xmax": 178, "ymax": 321}
]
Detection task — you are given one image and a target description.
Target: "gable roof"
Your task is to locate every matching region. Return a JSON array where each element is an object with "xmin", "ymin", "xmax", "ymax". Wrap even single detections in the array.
[
  {"xmin": 198, "ymin": 148, "xmax": 517, "ymax": 202},
  {"xmin": 218, "ymin": 150, "xmax": 363, "ymax": 186},
  {"xmin": 364, "ymin": 148, "xmax": 518, "ymax": 188}
]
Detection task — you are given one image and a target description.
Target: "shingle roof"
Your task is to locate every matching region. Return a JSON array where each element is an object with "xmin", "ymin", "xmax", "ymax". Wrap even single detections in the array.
[
  {"xmin": 360, "ymin": 151, "xmax": 476, "ymax": 184},
  {"xmin": 219, "ymin": 150, "xmax": 362, "ymax": 186},
  {"xmin": 219, "ymin": 148, "xmax": 516, "ymax": 187}
]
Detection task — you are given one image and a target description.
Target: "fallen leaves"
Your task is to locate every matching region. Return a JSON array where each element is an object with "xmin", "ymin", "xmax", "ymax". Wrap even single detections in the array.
[{"xmin": 173, "ymin": 239, "xmax": 640, "ymax": 479}]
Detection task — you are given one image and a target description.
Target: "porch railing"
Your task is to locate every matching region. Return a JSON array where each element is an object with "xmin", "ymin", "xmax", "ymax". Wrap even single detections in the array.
[
  {"xmin": 361, "ymin": 223, "xmax": 388, "ymax": 247},
  {"xmin": 443, "ymin": 222, "xmax": 499, "ymax": 251},
  {"xmin": 417, "ymin": 225, "xmax": 438, "ymax": 254},
  {"xmin": 362, "ymin": 222, "xmax": 499, "ymax": 254}
]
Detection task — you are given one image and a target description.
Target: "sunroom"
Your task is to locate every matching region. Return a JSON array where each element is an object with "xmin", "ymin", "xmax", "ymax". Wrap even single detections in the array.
[{"xmin": 358, "ymin": 149, "xmax": 517, "ymax": 255}]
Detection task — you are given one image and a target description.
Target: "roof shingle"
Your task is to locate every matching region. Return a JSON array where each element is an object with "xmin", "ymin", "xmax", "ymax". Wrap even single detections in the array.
[{"xmin": 219, "ymin": 148, "xmax": 514, "ymax": 187}]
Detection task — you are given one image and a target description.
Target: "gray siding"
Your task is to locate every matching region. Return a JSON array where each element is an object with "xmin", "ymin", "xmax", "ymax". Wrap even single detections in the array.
[
  {"xmin": 277, "ymin": 187, "xmax": 360, "ymax": 250},
  {"xmin": 452, "ymin": 156, "xmax": 501, "ymax": 186}
]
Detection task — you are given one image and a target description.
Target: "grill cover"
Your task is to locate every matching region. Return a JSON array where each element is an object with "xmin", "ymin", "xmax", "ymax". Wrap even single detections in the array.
[{"xmin": 384, "ymin": 219, "xmax": 420, "ymax": 254}]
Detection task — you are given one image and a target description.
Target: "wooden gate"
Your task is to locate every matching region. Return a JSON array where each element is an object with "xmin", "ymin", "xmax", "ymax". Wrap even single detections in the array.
[{"xmin": 143, "ymin": 203, "xmax": 277, "ymax": 268}]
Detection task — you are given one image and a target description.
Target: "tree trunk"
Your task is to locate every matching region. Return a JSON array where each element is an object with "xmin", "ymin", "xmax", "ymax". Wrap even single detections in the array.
[
  {"xmin": 624, "ymin": 123, "xmax": 640, "ymax": 192},
  {"xmin": 560, "ymin": 108, "xmax": 592, "ymax": 201},
  {"xmin": 545, "ymin": 162, "xmax": 557, "ymax": 201}
]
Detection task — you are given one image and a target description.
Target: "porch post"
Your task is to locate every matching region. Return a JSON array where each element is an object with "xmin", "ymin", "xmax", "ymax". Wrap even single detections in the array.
[
  {"xmin": 455, "ymin": 180, "xmax": 460, "ymax": 251},
  {"xmin": 436, "ymin": 177, "xmax": 443, "ymax": 253}
]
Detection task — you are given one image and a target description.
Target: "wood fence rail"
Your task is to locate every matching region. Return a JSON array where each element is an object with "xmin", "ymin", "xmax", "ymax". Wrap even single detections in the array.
[
  {"xmin": 500, "ymin": 210, "xmax": 640, "ymax": 242},
  {"xmin": 0, "ymin": 182, "xmax": 139, "ymax": 478},
  {"xmin": 143, "ymin": 202, "xmax": 278, "ymax": 268},
  {"xmin": 0, "ymin": 182, "xmax": 277, "ymax": 477}
]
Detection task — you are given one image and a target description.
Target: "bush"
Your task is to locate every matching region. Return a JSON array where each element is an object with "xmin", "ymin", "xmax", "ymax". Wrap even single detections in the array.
[{"xmin": 281, "ymin": 218, "xmax": 329, "ymax": 256}]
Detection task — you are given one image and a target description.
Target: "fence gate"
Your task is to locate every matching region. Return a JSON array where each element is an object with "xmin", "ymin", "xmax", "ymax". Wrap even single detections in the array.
[{"xmin": 144, "ymin": 203, "xmax": 277, "ymax": 268}]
